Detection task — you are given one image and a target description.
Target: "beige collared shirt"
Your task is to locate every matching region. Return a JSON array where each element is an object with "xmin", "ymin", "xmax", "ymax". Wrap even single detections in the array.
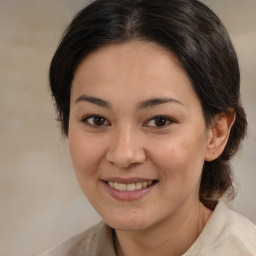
[{"xmin": 40, "ymin": 201, "xmax": 256, "ymax": 256}]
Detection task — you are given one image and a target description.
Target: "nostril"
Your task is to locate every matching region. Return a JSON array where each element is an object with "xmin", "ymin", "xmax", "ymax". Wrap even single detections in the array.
[{"xmin": 105, "ymin": 150, "xmax": 146, "ymax": 169}]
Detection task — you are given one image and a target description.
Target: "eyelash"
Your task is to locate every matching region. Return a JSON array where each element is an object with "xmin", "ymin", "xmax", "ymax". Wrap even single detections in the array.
[
  {"xmin": 144, "ymin": 115, "xmax": 174, "ymax": 128},
  {"xmin": 81, "ymin": 115, "xmax": 110, "ymax": 127},
  {"xmin": 81, "ymin": 115, "xmax": 174, "ymax": 129}
]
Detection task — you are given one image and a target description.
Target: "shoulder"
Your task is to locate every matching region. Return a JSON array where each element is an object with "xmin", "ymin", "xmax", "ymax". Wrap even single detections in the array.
[
  {"xmin": 39, "ymin": 221, "xmax": 116, "ymax": 256},
  {"xmin": 184, "ymin": 201, "xmax": 256, "ymax": 256},
  {"xmin": 216, "ymin": 203, "xmax": 256, "ymax": 255}
]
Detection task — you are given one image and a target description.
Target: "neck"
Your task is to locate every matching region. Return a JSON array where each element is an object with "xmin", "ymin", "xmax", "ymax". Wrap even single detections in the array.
[{"xmin": 115, "ymin": 200, "xmax": 212, "ymax": 256}]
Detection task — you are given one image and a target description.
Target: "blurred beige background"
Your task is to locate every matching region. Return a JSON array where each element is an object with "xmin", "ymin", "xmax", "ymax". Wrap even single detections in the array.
[{"xmin": 0, "ymin": 0, "xmax": 255, "ymax": 255}]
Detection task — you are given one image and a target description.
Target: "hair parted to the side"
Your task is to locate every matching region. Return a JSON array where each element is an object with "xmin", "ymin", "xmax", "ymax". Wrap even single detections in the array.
[{"xmin": 49, "ymin": 0, "xmax": 247, "ymax": 209}]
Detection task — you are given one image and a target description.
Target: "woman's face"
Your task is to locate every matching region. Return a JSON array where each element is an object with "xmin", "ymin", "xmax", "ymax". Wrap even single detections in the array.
[{"xmin": 68, "ymin": 41, "xmax": 212, "ymax": 231}]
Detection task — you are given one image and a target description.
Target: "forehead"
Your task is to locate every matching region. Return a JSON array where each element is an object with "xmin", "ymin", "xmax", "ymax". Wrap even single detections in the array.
[
  {"xmin": 74, "ymin": 40, "xmax": 185, "ymax": 81},
  {"xmin": 71, "ymin": 41, "xmax": 197, "ymax": 106}
]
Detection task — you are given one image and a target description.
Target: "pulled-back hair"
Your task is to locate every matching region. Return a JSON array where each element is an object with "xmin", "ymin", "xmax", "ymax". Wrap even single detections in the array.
[{"xmin": 49, "ymin": 0, "xmax": 247, "ymax": 209}]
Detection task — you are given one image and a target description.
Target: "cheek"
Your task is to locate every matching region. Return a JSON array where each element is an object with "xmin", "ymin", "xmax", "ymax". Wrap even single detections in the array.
[
  {"xmin": 149, "ymin": 135, "xmax": 206, "ymax": 181},
  {"xmin": 68, "ymin": 132, "xmax": 108, "ymax": 201},
  {"xmin": 68, "ymin": 131, "xmax": 105, "ymax": 176}
]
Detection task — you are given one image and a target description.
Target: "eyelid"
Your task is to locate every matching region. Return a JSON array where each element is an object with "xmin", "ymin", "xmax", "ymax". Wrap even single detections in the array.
[
  {"xmin": 80, "ymin": 114, "xmax": 175, "ymax": 129},
  {"xmin": 81, "ymin": 114, "xmax": 110, "ymax": 127},
  {"xmin": 144, "ymin": 115, "xmax": 175, "ymax": 128}
]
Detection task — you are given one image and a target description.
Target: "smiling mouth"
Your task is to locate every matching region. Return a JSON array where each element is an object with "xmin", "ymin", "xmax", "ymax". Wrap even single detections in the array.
[{"xmin": 105, "ymin": 180, "xmax": 157, "ymax": 192}]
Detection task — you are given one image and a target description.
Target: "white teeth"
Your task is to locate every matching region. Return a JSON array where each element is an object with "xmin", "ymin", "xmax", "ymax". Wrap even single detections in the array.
[
  {"xmin": 127, "ymin": 183, "xmax": 136, "ymax": 191},
  {"xmin": 148, "ymin": 180, "xmax": 153, "ymax": 186},
  {"xmin": 142, "ymin": 181, "xmax": 148, "ymax": 188},
  {"xmin": 119, "ymin": 183, "xmax": 126, "ymax": 191},
  {"xmin": 114, "ymin": 182, "xmax": 119, "ymax": 189},
  {"xmin": 107, "ymin": 181, "xmax": 154, "ymax": 191},
  {"xmin": 135, "ymin": 182, "xmax": 142, "ymax": 189}
]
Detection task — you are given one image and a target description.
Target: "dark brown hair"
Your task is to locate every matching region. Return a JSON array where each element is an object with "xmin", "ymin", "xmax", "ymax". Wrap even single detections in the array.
[{"xmin": 49, "ymin": 0, "xmax": 247, "ymax": 209}]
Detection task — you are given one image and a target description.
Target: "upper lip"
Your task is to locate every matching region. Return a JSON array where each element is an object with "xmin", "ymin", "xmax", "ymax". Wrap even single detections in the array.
[{"xmin": 102, "ymin": 177, "xmax": 157, "ymax": 184}]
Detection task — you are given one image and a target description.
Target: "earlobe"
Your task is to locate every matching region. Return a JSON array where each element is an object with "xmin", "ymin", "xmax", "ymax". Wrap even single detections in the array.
[{"xmin": 204, "ymin": 110, "xmax": 236, "ymax": 162}]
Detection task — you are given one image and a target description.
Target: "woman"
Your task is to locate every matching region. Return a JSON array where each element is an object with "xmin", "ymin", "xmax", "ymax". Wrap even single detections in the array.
[{"xmin": 42, "ymin": 0, "xmax": 256, "ymax": 255}]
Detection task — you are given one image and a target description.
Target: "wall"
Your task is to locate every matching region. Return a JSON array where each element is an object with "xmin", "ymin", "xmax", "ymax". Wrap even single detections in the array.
[{"xmin": 0, "ymin": 0, "xmax": 255, "ymax": 255}]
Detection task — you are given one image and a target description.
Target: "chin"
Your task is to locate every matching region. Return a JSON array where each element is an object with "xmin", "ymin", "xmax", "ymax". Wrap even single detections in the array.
[{"xmin": 103, "ymin": 211, "xmax": 152, "ymax": 231}]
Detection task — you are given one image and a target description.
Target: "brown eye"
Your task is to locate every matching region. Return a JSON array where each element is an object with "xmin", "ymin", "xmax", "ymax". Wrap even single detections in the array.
[
  {"xmin": 146, "ymin": 116, "xmax": 172, "ymax": 128},
  {"xmin": 154, "ymin": 117, "xmax": 168, "ymax": 127},
  {"xmin": 92, "ymin": 116, "xmax": 105, "ymax": 125},
  {"xmin": 83, "ymin": 115, "xmax": 109, "ymax": 126}
]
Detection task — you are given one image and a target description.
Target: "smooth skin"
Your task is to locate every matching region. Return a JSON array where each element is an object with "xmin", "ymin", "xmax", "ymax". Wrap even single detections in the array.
[{"xmin": 68, "ymin": 41, "xmax": 235, "ymax": 256}]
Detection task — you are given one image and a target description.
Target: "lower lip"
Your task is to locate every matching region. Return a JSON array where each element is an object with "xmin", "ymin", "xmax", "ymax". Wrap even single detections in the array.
[{"xmin": 102, "ymin": 181, "xmax": 157, "ymax": 201}]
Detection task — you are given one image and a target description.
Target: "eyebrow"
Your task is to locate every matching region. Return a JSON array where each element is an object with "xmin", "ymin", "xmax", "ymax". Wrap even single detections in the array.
[
  {"xmin": 75, "ymin": 94, "xmax": 184, "ymax": 109},
  {"xmin": 137, "ymin": 97, "xmax": 184, "ymax": 109},
  {"xmin": 75, "ymin": 95, "xmax": 112, "ymax": 109}
]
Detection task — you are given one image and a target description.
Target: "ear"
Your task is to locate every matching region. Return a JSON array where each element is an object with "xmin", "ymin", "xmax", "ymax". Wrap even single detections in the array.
[{"xmin": 204, "ymin": 109, "xmax": 236, "ymax": 162}]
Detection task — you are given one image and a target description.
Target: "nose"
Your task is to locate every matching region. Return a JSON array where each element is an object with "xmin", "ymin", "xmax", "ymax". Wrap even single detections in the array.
[{"xmin": 105, "ymin": 126, "xmax": 146, "ymax": 169}]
